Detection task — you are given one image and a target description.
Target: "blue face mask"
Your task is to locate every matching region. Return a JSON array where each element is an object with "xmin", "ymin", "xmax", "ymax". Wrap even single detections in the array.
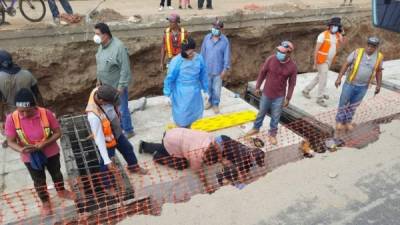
[
  {"xmin": 331, "ymin": 26, "xmax": 339, "ymax": 33},
  {"xmin": 276, "ymin": 52, "xmax": 286, "ymax": 61},
  {"xmin": 211, "ymin": 28, "xmax": 221, "ymax": 36}
]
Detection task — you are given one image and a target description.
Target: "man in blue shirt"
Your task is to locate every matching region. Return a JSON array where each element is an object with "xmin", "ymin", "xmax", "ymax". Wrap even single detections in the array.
[{"xmin": 201, "ymin": 19, "xmax": 231, "ymax": 114}]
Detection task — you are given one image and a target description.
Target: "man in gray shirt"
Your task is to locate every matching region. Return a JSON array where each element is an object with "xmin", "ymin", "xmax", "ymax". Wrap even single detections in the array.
[
  {"xmin": 94, "ymin": 23, "xmax": 135, "ymax": 138},
  {"xmin": 334, "ymin": 36, "xmax": 383, "ymax": 133},
  {"xmin": 0, "ymin": 50, "xmax": 42, "ymax": 147}
]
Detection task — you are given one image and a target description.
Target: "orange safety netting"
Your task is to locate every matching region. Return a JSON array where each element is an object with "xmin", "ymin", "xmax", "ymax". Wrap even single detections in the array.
[{"xmin": 1, "ymin": 93, "xmax": 400, "ymax": 225}]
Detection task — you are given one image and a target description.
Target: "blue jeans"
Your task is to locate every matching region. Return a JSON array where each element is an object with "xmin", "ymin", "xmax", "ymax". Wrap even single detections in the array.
[
  {"xmin": 47, "ymin": 0, "xmax": 73, "ymax": 18},
  {"xmin": 208, "ymin": 74, "xmax": 222, "ymax": 106},
  {"xmin": 253, "ymin": 95, "xmax": 284, "ymax": 137},
  {"xmin": 119, "ymin": 88, "xmax": 134, "ymax": 133},
  {"xmin": 99, "ymin": 135, "xmax": 138, "ymax": 187},
  {"xmin": 336, "ymin": 82, "xmax": 368, "ymax": 124}
]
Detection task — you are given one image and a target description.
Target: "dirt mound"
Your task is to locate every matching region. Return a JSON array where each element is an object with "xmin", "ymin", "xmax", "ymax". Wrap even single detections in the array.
[
  {"xmin": 91, "ymin": 8, "xmax": 126, "ymax": 23},
  {"xmin": 9, "ymin": 17, "xmax": 400, "ymax": 116}
]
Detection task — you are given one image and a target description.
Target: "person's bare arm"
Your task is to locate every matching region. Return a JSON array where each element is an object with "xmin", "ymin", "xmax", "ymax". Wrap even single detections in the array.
[
  {"xmin": 375, "ymin": 68, "xmax": 383, "ymax": 95},
  {"xmin": 335, "ymin": 61, "xmax": 351, "ymax": 88},
  {"xmin": 7, "ymin": 136, "xmax": 36, "ymax": 154},
  {"xmin": 34, "ymin": 127, "xmax": 62, "ymax": 150}
]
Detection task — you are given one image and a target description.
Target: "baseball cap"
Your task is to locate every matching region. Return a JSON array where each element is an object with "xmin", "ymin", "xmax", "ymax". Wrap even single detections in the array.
[
  {"xmin": 276, "ymin": 41, "xmax": 294, "ymax": 53},
  {"xmin": 213, "ymin": 20, "xmax": 224, "ymax": 29},
  {"xmin": 167, "ymin": 13, "xmax": 180, "ymax": 23}
]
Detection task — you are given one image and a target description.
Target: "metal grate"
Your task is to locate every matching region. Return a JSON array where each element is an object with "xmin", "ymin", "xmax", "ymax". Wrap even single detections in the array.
[{"xmin": 59, "ymin": 114, "xmax": 135, "ymax": 213}]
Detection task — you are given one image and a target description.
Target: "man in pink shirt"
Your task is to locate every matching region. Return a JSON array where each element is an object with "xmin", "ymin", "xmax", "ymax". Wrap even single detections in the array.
[
  {"xmin": 139, "ymin": 128, "xmax": 266, "ymax": 192},
  {"xmin": 247, "ymin": 41, "xmax": 297, "ymax": 145},
  {"xmin": 139, "ymin": 128, "xmax": 222, "ymax": 192},
  {"xmin": 5, "ymin": 89, "xmax": 75, "ymax": 216}
]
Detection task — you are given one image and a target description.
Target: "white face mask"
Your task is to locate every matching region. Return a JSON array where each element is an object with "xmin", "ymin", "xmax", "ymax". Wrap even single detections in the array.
[
  {"xmin": 331, "ymin": 26, "xmax": 339, "ymax": 33},
  {"xmin": 93, "ymin": 34, "xmax": 102, "ymax": 45}
]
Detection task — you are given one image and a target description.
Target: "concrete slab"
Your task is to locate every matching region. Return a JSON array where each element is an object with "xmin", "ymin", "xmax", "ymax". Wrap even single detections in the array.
[
  {"xmin": 2, "ymin": 87, "xmax": 303, "ymax": 224},
  {"xmin": 126, "ymin": 87, "xmax": 303, "ymax": 212},
  {"xmin": 382, "ymin": 59, "xmax": 400, "ymax": 90},
  {"xmin": 248, "ymin": 70, "xmax": 400, "ymax": 129}
]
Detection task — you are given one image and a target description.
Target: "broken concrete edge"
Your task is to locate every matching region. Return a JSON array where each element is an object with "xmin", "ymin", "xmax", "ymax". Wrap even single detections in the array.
[{"xmin": 0, "ymin": 7, "xmax": 371, "ymax": 48}]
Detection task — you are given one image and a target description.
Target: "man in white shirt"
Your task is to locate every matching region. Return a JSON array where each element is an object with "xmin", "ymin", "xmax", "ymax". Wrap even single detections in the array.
[
  {"xmin": 86, "ymin": 85, "xmax": 148, "ymax": 177},
  {"xmin": 302, "ymin": 17, "xmax": 344, "ymax": 107}
]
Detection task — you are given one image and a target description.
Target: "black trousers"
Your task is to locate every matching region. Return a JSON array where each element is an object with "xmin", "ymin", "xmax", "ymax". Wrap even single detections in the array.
[
  {"xmin": 198, "ymin": 0, "xmax": 212, "ymax": 8},
  {"xmin": 141, "ymin": 141, "xmax": 189, "ymax": 170},
  {"xmin": 25, "ymin": 154, "xmax": 65, "ymax": 202},
  {"xmin": 160, "ymin": 0, "xmax": 172, "ymax": 6}
]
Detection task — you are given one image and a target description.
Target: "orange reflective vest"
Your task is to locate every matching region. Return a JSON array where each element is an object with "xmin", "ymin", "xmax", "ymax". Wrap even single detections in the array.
[
  {"xmin": 165, "ymin": 27, "xmax": 186, "ymax": 59},
  {"xmin": 12, "ymin": 107, "xmax": 51, "ymax": 146},
  {"xmin": 316, "ymin": 30, "xmax": 342, "ymax": 65},
  {"xmin": 347, "ymin": 48, "xmax": 384, "ymax": 84},
  {"xmin": 86, "ymin": 88, "xmax": 117, "ymax": 149}
]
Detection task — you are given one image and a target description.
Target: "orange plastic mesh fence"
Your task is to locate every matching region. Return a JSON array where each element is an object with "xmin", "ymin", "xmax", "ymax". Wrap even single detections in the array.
[{"xmin": 1, "ymin": 93, "xmax": 400, "ymax": 225}]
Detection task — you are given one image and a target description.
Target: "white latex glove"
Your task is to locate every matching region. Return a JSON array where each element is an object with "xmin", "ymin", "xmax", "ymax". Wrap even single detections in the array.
[{"xmin": 202, "ymin": 92, "xmax": 209, "ymax": 102}]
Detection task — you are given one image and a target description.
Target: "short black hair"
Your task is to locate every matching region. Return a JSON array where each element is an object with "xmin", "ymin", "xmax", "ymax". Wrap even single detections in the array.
[{"xmin": 94, "ymin": 22, "xmax": 112, "ymax": 38}]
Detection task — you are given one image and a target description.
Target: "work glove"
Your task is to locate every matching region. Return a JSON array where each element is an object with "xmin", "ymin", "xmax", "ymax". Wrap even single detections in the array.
[{"xmin": 202, "ymin": 91, "xmax": 209, "ymax": 102}]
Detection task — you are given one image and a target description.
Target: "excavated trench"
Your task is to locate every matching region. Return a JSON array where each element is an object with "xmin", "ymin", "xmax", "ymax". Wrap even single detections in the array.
[{"xmin": 8, "ymin": 16, "xmax": 400, "ymax": 116}]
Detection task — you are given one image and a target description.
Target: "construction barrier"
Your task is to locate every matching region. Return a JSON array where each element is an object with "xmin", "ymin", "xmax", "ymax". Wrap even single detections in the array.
[{"xmin": 1, "ymin": 93, "xmax": 400, "ymax": 225}]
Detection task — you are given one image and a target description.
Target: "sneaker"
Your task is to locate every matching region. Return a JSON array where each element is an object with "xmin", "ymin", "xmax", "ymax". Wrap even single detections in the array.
[
  {"xmin": 323, "ymin": 95, "xmax": 330, "ymax": 100},
  {"xmin": 246, "ymin": 128, "xmax": 260, "ymax": 136},
  {"xmin": 158, "ymin": 6, "xmax": 164, "ymax": 11},
  {"xmin": 206, "ymin": 6, "xmax": 213, "ymax": 9},
  {"xmin": 138, "ymin": 140, "xmax": 145, "ymax": 154},
  {"xmin": 268, "ymin": 136, "xmax": 278, "ymax": 145},
  {"xmin": 188, "ymin": 5, "xmax": 193, "ymax": 9},
  {"xmin": 168, "ymin": 6, "xmax": 174, "ymax": 10},
  {"xmin": 205, "ymin": 102, "xmax": 212, "ymax": 110},
  {"xmin": 52, "ymin": 17, "xmax": 60, "ymax": 25},
  {"xmin": 317, "ymin": 98, "xmax": 328, "ymax": 107},
  {"xmin": 124, "ymin": 131, "xmax": 136, "ymax": 139},
  {"xmin": 212, "ymin": 106, "xmax": 220, "ymax": 114},
  {"xmin": 302, "ymin": 90, "xmax": 311, "ymax": 99},
  {"xmin": 128, "ymin": 165, "xmax": 149, "ymax": 175}
]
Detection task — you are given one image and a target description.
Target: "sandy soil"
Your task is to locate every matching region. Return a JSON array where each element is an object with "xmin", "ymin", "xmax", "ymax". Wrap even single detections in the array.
[
  {"xmin": 0, "ymin": 0, "xmax": 371, "ymax": 30},
  {"xmin": 119, "ymin": 120, "xmax": 400, "ymax": 225}
]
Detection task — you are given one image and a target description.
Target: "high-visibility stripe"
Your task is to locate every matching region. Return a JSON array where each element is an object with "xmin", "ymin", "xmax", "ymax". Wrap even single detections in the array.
[
  {"xmin": 165, "ymin": 27, "xmax": 185, "ymax": 59},
  {"xmin": 12, "ymin": 107, "xmax": 51, "ymax": 146},
  {"xmin": 86, "ymin": 88, "xmax": 117, "ymax": 149},
  {"xmin": 348, "ymin": 48, "xmax": 365, "ymax": 82},
  {"xmin": 370, "ymin": 52, "xmax": 384, "ymax": 83},
  {"xmin": 316, "ymin": 30, "xmax": 341, "ymax": 65},
  {"xmin": 347, "ymin": 48, "xmax": 384, "ymax": 84}
]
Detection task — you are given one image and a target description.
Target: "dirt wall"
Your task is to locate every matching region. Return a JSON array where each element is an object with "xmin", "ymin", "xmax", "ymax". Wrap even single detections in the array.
[{"xmin": 11, "ymin": 16, "xmax": 400, "ymax": 115}]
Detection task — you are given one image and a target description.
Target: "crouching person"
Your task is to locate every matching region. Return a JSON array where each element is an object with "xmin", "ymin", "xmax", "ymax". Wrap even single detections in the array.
[
  {"xmin": 5, "ymin": 89, "xmax": 75, "ymax": 216},
  {"xmin": 139, "ymin": 128, "xmax": 227, "ymax": 193},
  {"xmin": 86, "ymin": 85, "xmax": 148, "ymax": 181}
]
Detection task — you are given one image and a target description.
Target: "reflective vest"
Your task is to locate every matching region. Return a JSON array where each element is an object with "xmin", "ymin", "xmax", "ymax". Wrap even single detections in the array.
[
  {"xmin": 347, "ymin": 48, "xmax": 384, "ymax": 84},
  {"xmin": 165, "ymin": 27, "xmax": 186, "ymax": 59},
  {"xmin": 316, "ymin": 30, "xmax": 342, "ymax": 65},
  {"xmin": 12, "ymin": 107, "xmax": 51, "ymax": 146},
  {"xmin": 86, "ymin": 88, "xmax": 117, "ymax": 149}
]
